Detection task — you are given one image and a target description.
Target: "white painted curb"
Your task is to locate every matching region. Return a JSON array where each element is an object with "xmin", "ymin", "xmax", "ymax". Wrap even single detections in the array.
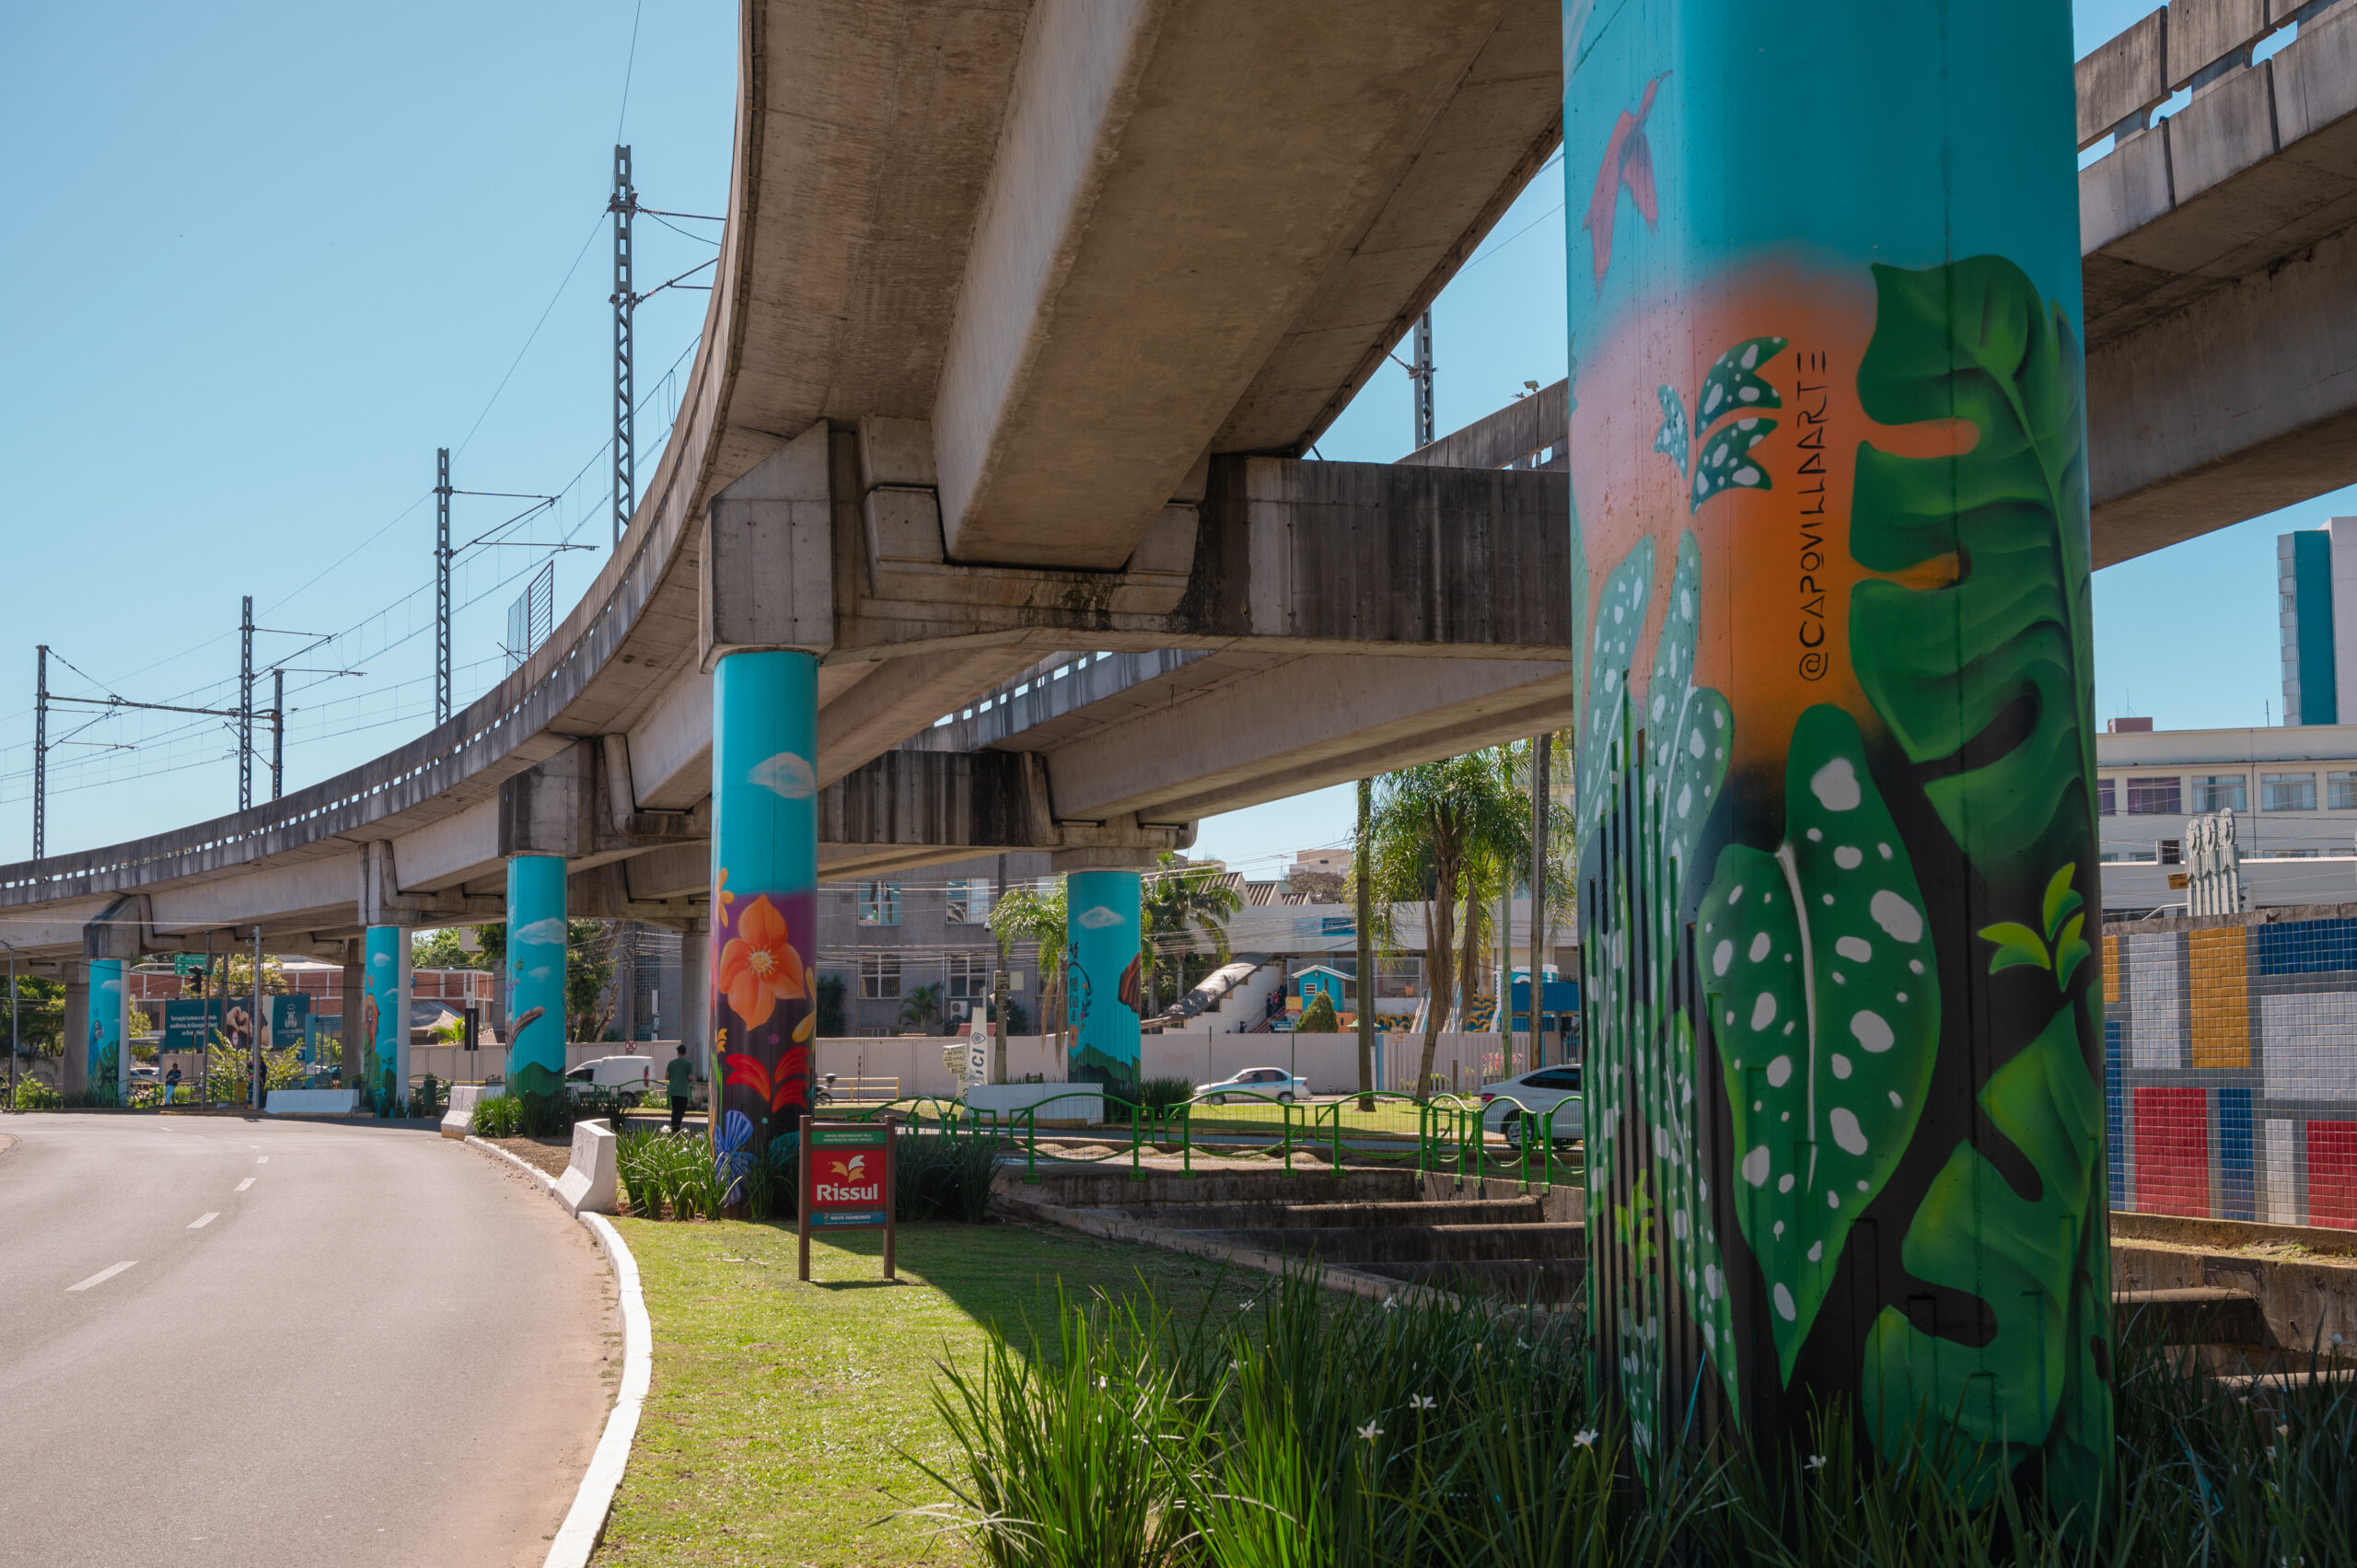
[{"xmin": 467, "ymin": 1135, "xmax": 652, "ymax": 1568}]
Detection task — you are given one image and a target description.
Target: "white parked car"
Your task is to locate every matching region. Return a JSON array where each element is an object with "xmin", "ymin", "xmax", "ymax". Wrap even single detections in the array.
[
  {"xmin": 1193, "ymin": 1066, "xmax": 1309, "ymax": 1104},
  {"xmin": 566, "ymin": 1055, "xmax": 656, "ymax": 1097},
  {"xmin": 1479, "ymin": 1064, "xmax": 1583, "ymax": 1147}
]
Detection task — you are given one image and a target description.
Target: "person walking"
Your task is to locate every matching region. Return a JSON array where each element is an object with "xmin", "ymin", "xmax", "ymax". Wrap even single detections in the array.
[
  {"xmin": 163, "ymin": 1063, "xmax": 181, "ymax": 1107},
  {"xmin": 665, "ymin": 1042, "xmax": 694, "ymax": 1133}
]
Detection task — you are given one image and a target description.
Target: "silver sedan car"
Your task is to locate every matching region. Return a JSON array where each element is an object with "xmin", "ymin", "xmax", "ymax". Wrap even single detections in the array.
[
  {"xmin": 1193, "ymin": 1066, "xmax": 1309, "ymax": 1104},
  {"xmin": 1479, "ymin": 1064, "xmax": 1583, "ymax": 1147}
]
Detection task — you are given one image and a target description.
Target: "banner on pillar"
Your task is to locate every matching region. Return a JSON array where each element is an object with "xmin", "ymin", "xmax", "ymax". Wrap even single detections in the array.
[{"xmin": 1563, "ymin": 0, "xmax": 2107, "ymax": 1507}]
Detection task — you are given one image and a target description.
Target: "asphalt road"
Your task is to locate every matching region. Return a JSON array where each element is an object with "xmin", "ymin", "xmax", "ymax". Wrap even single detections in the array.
[{"xmin": 0, "ymin": 1113, "xmax": 615, "ymax": 1568}]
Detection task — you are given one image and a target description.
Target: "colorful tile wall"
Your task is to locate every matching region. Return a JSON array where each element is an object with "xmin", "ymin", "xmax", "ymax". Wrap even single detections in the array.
[{"xmin": 2108, "ymin": 911, "xmax": 2357, "ymax": 1230}]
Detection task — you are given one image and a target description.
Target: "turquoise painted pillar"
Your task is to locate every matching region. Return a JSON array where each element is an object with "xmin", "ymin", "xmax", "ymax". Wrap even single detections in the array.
[
  {"xmin": 505, "ymin": 854, "xmax": 569, "ymax": 1098},
  {"xmin": 1065, "ymin": 870, "xmax": 1143, "ymax": 1097},
  {"xmin": 1564, "ymin": 0, "xmax": 2107, "ymax": 1508},
  {"xmin": 709, "ymin": 650, "xmax": 819, "ymax": 1174},
  {"xmin": 362, "ymin": 925, "xmax": 411, "ymax": 1115},
  {"xmin": 87, "ymin": 958, "xmax": 124, "ymax": 1105}
]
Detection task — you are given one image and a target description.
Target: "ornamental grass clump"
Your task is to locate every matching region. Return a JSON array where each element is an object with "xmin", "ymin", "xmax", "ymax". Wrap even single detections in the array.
[
  {"xmin": 915, "ymin": 1268, "xmax": 2357, "ymax": 1568},
  {"xmin": 895, "ymin": 1129, "xmax": 1004, "ymax": 1223},
  {"xmin": 616, "ymin": 1128, "xmax": 726, "ymax": 1220},
  {"xmin": 1136, "ymin": 1076, "xmax": 1197, "ymax": 1116}
]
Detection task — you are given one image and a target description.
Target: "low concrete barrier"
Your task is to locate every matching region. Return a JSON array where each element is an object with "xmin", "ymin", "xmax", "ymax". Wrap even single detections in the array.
[
  {"xmin": 555, "ymin": 1120, "xmax": 618, "ymax": 1215},
  {"xmin": 443, "ymin": 1083, "xmax": 502, "ymax": 1140},
  {"xmin": 263, "ymin": 1088, "xmax": 357, "ymax": 1115},
  {"xmin": 967, "ymin": 1083, "xmax": 1103, "ymax": 1125}
]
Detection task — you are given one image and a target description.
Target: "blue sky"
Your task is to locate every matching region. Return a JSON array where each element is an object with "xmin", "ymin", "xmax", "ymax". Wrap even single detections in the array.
[{"xmin": 2, "ymin": 0, "xmax": 2342, "ymax": 879}]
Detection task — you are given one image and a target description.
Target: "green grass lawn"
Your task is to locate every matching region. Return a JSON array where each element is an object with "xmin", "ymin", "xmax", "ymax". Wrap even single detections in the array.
[{"xmin": 594, "ymin": 1218, "xmax": 1260, "ymax": 1567}]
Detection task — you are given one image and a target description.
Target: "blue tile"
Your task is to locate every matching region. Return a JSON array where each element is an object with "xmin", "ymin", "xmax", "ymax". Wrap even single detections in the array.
[
  {"xmin": 2105, "ymin": 1017, "xmax": 2126, "ymax": 1209},
  {"xmin": 2220, "ymin": 1086, "xmax": 2255, "ymax": 1221},
  {"xmin": 2254, "ymin": 918, "xmax": 2357, "ymax": 977}
]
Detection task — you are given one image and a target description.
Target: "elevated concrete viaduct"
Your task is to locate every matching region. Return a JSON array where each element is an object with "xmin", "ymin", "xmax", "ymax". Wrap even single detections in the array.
[{"xmin": 7, "ymin": 0, "xmax": 2357, "ymax": 1035}]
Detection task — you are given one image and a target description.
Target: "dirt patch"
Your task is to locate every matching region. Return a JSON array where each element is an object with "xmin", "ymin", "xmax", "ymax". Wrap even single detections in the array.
[{"xmin": 489, "ymin": 1134, "xmax": 574, "ymax": 1178}]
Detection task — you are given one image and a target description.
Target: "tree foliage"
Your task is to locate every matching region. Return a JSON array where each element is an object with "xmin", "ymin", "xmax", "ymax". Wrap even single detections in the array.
[{"xmin": 1141, "ymin": 852, "xmax": 1243, "ymax": 1015}]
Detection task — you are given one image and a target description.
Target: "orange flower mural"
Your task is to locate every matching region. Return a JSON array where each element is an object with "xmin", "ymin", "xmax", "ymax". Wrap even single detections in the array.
[{"xmin": 716, "ymin": 894, "xmax": 806, "ymax": 1029}]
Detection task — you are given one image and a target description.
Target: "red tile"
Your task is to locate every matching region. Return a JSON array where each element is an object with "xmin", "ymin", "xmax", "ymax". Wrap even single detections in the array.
[
  {"xmin": 2307, "ymin": 1121, "xmax": 2357, "ymax": 1230},
  {"xmin": 2134, "ymin": 1086, "xmax": 2211, "ymax": 1218}
]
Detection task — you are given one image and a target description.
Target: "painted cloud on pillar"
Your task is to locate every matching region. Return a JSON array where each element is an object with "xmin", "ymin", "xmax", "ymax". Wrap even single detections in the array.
[
  {"xmin": 1075, "ymin": 904, "xmax": 1122, "ymax": 930},
  {"xmin": 514, "ymin": 917, "xmax": 566, "ymax": 949},
  {"xmin": 749, "ymin": 750, "xmax": 817, "ymax": 800}
]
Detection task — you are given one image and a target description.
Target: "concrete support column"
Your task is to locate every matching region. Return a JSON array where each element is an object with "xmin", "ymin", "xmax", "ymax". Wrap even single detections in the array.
[
  {"xmin": 679, "ymin": 914, "xmax": 712, "ymax": 1124},
  {"xmin": 361, "ymin": 924, "xmax": 412, "ymax": 1116},
  {"xmin": 505, "ymin": 854, "xmax": 569, "ymax": 1098},
  {"xmin": 87, "ymin": 958, "xmax": 125, "ymax": 1105},
  {"xmin": 1059, "ymin": 862, "xmax": 1144, "ymax": 1098},
  {"xmin": 1563, "ymin": 0, "xmax": 2106, "ymax": 1504},
  {"xmin": 709, "ymin": 650, "xmax": 819, "ymax": 1164},
  {"xmin": 60, "ymin": 966, "xmax": 88, "ymax": 1098},
  {"xmin": 339, "ymin": 947, "xmax": 366, "ymax": 1089}
]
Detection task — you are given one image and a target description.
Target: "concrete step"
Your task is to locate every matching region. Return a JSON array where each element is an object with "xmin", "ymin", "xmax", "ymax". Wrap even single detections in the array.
[
  {"xmin": 1122, "ymin": 1197, "xmax": 1546, "ymax": 1230},
  {"xmin": 2115, "ymin": 1286, "xmax": 2273, "ymax": 1346},
  {"xmin": 1353, "ymin": 1258, "xmax": 1587, "ymax": 1303},
  {"xmin": 1198, "ymin": 1221, "xmax": 1586, "ymax": 1266}
]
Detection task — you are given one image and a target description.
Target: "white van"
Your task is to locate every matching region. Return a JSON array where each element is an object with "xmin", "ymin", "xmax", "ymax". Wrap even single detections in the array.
[{"xmin": 566, "ymin": 1055, "xmax": 656, "ymax": 1096}]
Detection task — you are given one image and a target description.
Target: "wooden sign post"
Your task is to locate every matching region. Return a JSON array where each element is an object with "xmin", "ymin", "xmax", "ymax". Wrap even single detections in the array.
[{"xmin": 797, "ymin": 1117, "xmax": 898, "ymax": 1282}]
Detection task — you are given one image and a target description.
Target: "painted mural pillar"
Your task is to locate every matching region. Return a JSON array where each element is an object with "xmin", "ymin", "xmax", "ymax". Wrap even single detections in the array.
[
  {"xmin": 709, "ymin": 651, "xmax": 819, "ymax": 1173},
  {"xmin": 1061, "ymin": 862, "xmax": 1144, "ymax": 1098},
  {"xmin": 87, "ymin": 958, "xmax": 125, "ymax": 1105},
  {"xmin": 1563, "ymin": 0, "xmax": 2107, "ymax": 1508},
  {"xmin": 362, "ymin": 924, "xmax": 412, "ymax": 1115},
  {"xmin": 505, "ymin": 854, "xmax": 569, "ymax": 1099}
]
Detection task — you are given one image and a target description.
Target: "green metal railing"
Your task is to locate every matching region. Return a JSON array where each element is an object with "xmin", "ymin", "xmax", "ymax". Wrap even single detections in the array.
[{"xmin": 825, "ymin": 1086, "xmax": 1585, "ymax": 1191}]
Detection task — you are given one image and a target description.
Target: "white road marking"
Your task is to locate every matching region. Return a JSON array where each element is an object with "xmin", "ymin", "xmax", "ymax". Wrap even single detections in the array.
[
  {"xmin": 255, "ymin": 1156, "xmax": 268, "ymax": 1164},
  {"xmin": 236, "ymin": 1178, "xmax": 254, "ymax": 1191},
  {"xmin": 68, "ymin": 1261, "xmax": 136, "ymax": 1292},
  {"xmin": 188, "ymin": 1212, "xmax": 219, "ymax": 1229}
]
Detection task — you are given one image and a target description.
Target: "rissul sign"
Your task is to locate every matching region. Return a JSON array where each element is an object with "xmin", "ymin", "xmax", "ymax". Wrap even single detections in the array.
[{"xmin": 798, "ymin": 1120, "xmax": 898, "ymax": 1281}]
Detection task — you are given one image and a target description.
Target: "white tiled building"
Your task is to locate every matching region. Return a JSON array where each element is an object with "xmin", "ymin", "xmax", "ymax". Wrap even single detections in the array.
[{"xmin": 2096, "ymin": 719, "xmax": 2357, "ymax": 915}]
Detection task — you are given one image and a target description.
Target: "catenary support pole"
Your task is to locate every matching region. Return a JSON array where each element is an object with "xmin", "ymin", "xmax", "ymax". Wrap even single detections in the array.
[
  {"xmin": 505, "ymin": 854, "xmax": 569, "ymax": 1099},
  {"xmin": 1411, "ymin": 312, "xmax": 1435, "ymax": 449},
  {"xmin": 270, "ymin": 668, "xmax": 284, "ymax": 801},
  {"xmin": 610, "ymin": 145, "xmax": 636, "ymax": 546},
  {"xmin": 238, "ymin": 598, "xmax": 254, "ymax": 812},
  {"xmin": 708, "ymin": 650, "xmax": 819, "ymax": 1167},
  {"xmin": 31, "ymin": 645, "xmax": 47, "ymax": 860},
  {"xmin": 1062, "ymin": 865, "xmax": 1143, "ymax": 1098},
  {"xmin": 435, "ymin": 448, "xmax": 453, "ymax": 726},
  {"xmin": 1562, "ymin": 0, "xmax": 2107, "ymax": 1502}
]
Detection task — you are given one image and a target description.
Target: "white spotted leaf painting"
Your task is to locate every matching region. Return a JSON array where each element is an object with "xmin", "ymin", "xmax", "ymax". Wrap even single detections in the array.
[{"xmin": 1696, "ymin": 704, "xmax": 1938, "ymax": 1385}]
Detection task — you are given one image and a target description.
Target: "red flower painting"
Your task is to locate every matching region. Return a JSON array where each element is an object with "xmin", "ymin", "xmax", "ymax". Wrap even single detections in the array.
[
  {"xmin": 724, "ymin": 1042, "xmax": 810, "ymax": 1115},
  {"xmin": 716, "ymin": 894, "xmax": 806, "ymax": 1029}
]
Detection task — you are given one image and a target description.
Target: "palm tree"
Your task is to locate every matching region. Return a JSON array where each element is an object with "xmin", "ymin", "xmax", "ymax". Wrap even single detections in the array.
[
  {"xmin": 988, "ymin": 879, "xmax": 1069, "ymax": 1047},
  {"xmin": 900, "ymin": 981, "xmax": 944, "ymax": 1033},
  {"xmin": 1364, "ymin": 749, "xmax": 1529, "ymax": 1098},
  {"xmin": 1140, "ymin": 852, "xmax": 1244, "ymax": 1015}
]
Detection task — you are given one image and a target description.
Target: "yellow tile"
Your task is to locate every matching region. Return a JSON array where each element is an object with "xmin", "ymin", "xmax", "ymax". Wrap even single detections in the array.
[
  {"xmin": 2187, "ymin": 925, "xmax": 2248, "ymax": 1069},
  {"xmin": 2103, "ymin": 934, "xmax": 2119, "ymax": 1005}
]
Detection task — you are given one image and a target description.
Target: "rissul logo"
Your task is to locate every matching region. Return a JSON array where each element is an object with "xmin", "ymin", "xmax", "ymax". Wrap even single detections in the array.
[{"xmin": 815, "ymin": 1152, "xmax": 880, "ymax": 1205}]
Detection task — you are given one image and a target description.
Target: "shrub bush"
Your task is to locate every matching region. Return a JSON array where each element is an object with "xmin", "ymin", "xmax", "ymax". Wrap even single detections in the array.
[
  {"xmin": 1297, "ymin": 992, "xmax": 1341, "ymax": 1032},
  {"xmin": 1135, "ymin": 1075, "xmax": 1196, "ymax": 1115},
  {"xmin": 896, "ymin": 1130, "xmax": 1004, "ymax": 1223},
  {"xmin": 9, "ymin": 1077, "xmax": 62, "ymax": 1110}
]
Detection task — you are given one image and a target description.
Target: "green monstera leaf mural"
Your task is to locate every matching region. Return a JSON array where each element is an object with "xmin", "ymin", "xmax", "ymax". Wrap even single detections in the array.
[
  {"xmin": 1698, "ymin": 704, "xmax": 1938, "ymax": 1385},
  {"xmin": 1848, "ymin": 257, "xmax": 2092, "ymax": 886},
  {"xmin": 1860, "ymin": 1002, "xmax": 2109, "ymax": 1509}
]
